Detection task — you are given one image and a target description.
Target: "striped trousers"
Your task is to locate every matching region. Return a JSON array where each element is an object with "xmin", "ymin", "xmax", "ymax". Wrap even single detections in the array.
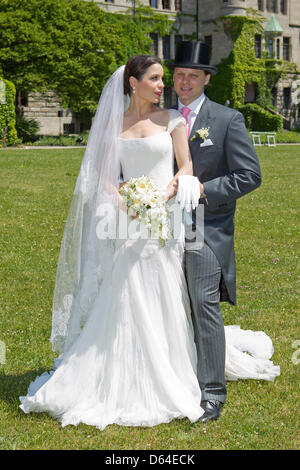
[{"xmin": 185, "ymin": 244, "xmax": 227, "ymax": 403}]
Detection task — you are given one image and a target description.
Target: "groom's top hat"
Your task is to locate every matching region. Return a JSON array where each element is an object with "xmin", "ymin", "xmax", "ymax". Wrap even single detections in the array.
[{"xmin": 166, "ymin": 41, "xmax": 217, "ymax": 75}]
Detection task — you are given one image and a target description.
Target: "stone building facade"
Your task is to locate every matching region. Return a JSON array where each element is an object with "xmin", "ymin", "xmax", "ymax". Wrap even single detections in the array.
[
  {"xmin": 179, "ymin": 0, "xmax": 300, "ymax": 128},
  {"xmin": 23, "ymin": 0, "xmax": 300, "ymax": 134},
  {"xmin": 23, "ymin": 91, "xmax": 81, "ymax": 136}
]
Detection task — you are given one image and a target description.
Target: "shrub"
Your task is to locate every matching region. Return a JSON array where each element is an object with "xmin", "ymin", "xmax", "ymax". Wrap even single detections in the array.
[
  {"xmin": 25, "ymin": 133, "xmax": 89, "ymax": 146},
  {"xmin": 275, "ymin": 130, "xmax": 300, "ymax": 143},
  {"xmin": 15, "ymin": 116, "xmax": 40, "ymax": 143},
  {"xmin": 0, "ymin": 77, "xmax": 18, "ymax": 146},
  {"xmin": 238, "ymin": 103, "xmax": 283, "ymax": 131}
]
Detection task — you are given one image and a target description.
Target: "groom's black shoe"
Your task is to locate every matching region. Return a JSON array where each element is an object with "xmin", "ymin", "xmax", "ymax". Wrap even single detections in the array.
[{"xmin": 199, "ymin": 400, "xmax": 223, "ymax": 423}]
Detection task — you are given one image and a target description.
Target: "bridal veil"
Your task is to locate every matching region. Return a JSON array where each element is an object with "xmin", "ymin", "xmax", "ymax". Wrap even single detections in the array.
[{"xmin": 50, "ymin": 65, "xmax": 126, "ymax": 354}]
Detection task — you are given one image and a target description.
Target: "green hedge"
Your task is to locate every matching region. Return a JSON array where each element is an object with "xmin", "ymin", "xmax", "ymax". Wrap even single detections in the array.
[
  {"xmin": 238, "ymin": 103, "xmax": 283, "ymax": 132},
  {"xmin": 275, "ymin": 130, "xmax": 300, "ymax": 143},
  {"xmin": 0, "ymin": 77, "xmax": 18, "ymax": 147}
]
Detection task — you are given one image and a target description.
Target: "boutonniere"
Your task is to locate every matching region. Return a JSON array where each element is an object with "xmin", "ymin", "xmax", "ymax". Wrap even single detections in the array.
[{"xmin": 191, "ymin": 127, "xmax": 210, "ymax": 142}]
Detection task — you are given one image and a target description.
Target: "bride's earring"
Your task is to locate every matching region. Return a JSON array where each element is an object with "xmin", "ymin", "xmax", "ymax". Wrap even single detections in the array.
[{"xmin": 132, "ymin": 87, "xmax": 136, "ymax": 95}]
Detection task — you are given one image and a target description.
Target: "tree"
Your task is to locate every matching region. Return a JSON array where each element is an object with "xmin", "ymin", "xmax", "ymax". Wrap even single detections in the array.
[{"xmin": 0, "ymin": 0, "xmax": 153, "ymax": 120}]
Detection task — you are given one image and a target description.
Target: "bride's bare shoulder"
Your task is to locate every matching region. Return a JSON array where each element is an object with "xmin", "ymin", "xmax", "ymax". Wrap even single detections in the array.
[
  {"xmin": 152, "ymin": 107, "xmax": 170, "ymax": 126},
  {"xmin": 153, "ymin": 107, "xmax": 169, "ymax": 116}
]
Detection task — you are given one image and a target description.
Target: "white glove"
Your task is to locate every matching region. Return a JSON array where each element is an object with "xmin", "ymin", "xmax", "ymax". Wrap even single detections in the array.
[{"xmin": 176, "ymin": 175, "xmax": 200, "ymax": 212}]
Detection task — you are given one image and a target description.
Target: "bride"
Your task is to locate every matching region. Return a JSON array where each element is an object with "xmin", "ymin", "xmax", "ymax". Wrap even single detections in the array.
[{"xmin": 19, "ymin": 55, "xmax": 280, "ymax": 430}]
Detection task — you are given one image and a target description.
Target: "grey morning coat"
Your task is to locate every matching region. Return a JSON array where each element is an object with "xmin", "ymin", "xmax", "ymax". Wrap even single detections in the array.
[{"xmin": 177, "ymin": 97, "xmax": 262, "ymax": 305}]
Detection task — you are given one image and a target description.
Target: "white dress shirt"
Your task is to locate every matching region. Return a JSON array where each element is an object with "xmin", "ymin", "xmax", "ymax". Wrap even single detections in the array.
[
  {"xmin": 178, "ymin": 93, "xmax": 207, "ymax": 201},
  {"xmin": 178, "ymin": 93, "xmax": 206, "ymax": 137}
]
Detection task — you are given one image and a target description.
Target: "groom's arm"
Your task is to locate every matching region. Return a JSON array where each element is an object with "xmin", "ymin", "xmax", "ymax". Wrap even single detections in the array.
[{"xmin": 201, "ymin": 111, "xmax": 261, "ymax": 206}]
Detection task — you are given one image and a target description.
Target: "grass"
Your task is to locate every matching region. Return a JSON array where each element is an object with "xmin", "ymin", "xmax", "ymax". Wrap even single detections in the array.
[{"xmin": 0, "ymin": 146, "xmax": 299, "ymax": 450}]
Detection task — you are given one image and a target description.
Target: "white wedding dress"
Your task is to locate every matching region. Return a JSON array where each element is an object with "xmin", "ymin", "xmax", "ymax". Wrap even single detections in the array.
[{"xmin": 19, "ymin": 110, "xmax": 280, "ymax": 430}]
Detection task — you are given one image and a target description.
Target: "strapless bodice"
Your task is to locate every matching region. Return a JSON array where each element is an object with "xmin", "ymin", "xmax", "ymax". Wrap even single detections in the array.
[
  {"xmin": 119, "ymin": 131, "xmax": 174, "ymax": 190},
  {"xmin": 119, "ymin": 109, "xmax": 186, "ymax": 189}
]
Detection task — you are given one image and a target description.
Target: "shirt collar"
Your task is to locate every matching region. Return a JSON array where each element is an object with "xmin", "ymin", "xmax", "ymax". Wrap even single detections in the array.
[{"xmin": 178, "ymin": 93, "xmax": 206, "ymax": 115}]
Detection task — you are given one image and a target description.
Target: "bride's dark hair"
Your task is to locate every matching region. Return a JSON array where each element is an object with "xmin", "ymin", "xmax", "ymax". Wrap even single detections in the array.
[{"xmin": 124, "ymin": 55, "xmax": 162, "ymax": 95}]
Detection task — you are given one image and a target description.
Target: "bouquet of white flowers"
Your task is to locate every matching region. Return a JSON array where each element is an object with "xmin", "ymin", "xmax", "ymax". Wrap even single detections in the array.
[{"xmin": 119, "ymin": 175, "xmax": 172, "ymax": 246}]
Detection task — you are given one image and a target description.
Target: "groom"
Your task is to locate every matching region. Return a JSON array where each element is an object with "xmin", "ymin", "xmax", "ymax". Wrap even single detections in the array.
[{"xmin": 168, "ymin": 41, "xmax": 262, "ymax": 422}]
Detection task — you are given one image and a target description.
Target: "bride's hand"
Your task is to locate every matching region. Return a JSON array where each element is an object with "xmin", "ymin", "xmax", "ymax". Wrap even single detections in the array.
[
  {"xmin": 118, "ymin": 183, "xmax": 128, "ymax": 214},
  {"xmin": 165, "ymin": 178, "xmax": 178, "ymax": 202},
  {"xmin": 118, "ymin": 183, "xmax": 138, "ymax": 219}
]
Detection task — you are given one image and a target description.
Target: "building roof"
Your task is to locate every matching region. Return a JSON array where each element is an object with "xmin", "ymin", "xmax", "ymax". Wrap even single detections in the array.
[{"xmin": 264, "ymin": 14, "xmax": 283, "ymax": 33}]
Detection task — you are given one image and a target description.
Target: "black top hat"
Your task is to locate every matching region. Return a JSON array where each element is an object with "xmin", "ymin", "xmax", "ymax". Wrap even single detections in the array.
[{"xmin": 166, "ymin": 41, "xmax": 217, "ymax": 75}]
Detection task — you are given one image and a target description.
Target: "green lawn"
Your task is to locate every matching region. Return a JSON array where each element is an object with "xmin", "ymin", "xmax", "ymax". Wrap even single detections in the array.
[{"xmin": 0, "ymin": 146, "xmax": 299, "ymax": 450}]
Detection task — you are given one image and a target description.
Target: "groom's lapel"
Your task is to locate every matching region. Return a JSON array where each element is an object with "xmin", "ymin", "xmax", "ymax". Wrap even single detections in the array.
[{"xmin": 189, "ymin": 97, "xmax": 216, "ymax": 144}]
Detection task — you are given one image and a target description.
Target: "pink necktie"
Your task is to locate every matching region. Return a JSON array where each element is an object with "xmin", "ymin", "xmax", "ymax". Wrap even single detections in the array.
[{"xmin": 181, "ymin": 107, "xmax": 192, "ymax": 137}]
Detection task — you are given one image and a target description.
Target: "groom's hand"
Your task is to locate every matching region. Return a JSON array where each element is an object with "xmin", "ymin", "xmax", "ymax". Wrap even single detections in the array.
[{"xmin": 176, "ymin": 175, "xmax": 201, "ymax": 212}]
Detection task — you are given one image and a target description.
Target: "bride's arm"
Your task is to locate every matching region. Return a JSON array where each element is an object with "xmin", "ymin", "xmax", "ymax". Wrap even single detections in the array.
[{"xmin": 166, "ymin": 123, "xmax": 193, "ymax": 201}]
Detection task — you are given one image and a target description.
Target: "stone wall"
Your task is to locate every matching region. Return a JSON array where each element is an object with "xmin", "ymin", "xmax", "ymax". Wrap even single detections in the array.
[{"xmin": 22, "ymin": 91, "xmax": 79, "ymax": 136}]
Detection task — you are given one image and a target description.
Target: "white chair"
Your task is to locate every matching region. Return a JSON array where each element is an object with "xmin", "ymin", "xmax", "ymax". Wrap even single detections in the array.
[
  {"xmin": 251, "ymin": 133, "xmax": 262, "ymax": 146},
  {"xmin": 266, "ymin": 134, "xmax": 276, "ymax": 147}
]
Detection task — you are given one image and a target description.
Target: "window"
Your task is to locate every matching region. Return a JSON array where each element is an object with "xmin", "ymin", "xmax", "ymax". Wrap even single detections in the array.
[
  {"xmin": 267, "ymin": 0, "xmax": 277, "ymax": 11},
  {"xmin": 162, "ymin": 0, "xmax": 170, "ymax": 9},
  {"xmin": 204, "ymin": 35, "xmax": 212, "ymax": 48},
  {"xmin": 283, "ymin": 87, "xmax": 291, "ymax": 109},
  {"xmin": 255, "ymin": 35, "xmax": 262, "ymax": 58},
  {"xmin": 63, "ymin": 123, "xmax": 75, "ymax": 135},
  {"xmin": 271, "ymin": 87, "xmax": 277, "ymax": 106},
  {"xmin": 272, "ymin": 0, "xmax": 277, "ymax": 12},
  {"xmin": 283, "ymin": 37, "xmax": 290, "ymax": 61},
  {"xmin": 268, "ymin": 38, "xmax": 274, "ymax": 58},
  {"xmin": 163, "ymin": 88, "xmax": 173, "ymax": 108},
  {"xmin": 175, "ymin": 34, "xmax": 183, "ymax": 50},
  {"xmin": 104, "ymin": 0, "xmax": 114, "ymax": 3},
  {"xmin": 244, "ymin": 83, "xmax": 257, "ymax": 103},
  {"xmin": 276, "ymin": 38, "xmax": 280, "ymax": 59},
  {"xmin": 175, "ymin": 0, "xmax": 182, "ymax": 10},
  {"xmin": 150, "ymin": 33, "xmax": 158, "ymax": 56},
  {"xmin": 149, "ymin": 0, "xmax": 158, "ymax": 7},
  {"xmin": 257, "ymin": 0, "xmax": 264, "ymax": 11},
  {"xmin": 204, "ymin": 35, "xmax": 212, "ymax": 60},
  {"xmin": 163, "ymin": 35, "xmax": 171, "ymax": 59},
  {"xmin": 280, "ymin": 0, "xmax": 287, "ymax": 14},
  {"xmin": 20, "ymin": 92, "xmax": 28, "ymax": 107}
]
